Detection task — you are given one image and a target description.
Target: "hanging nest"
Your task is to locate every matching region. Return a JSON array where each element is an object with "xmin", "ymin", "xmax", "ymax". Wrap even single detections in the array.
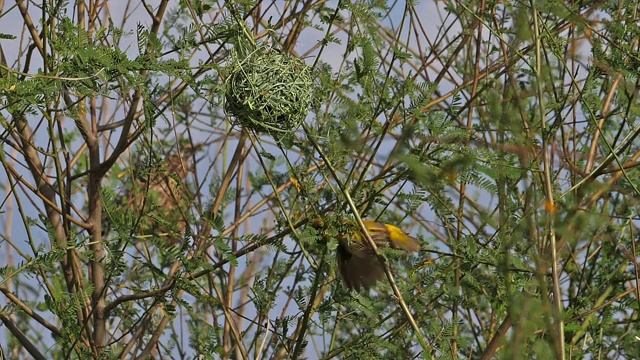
[
  {"xmin": 113, "ymin": 147, "xmax": 197, "ymax": 248},
  {"xmin": 225, "ymin": 45, "xmax": 313, "ymax": 135}
]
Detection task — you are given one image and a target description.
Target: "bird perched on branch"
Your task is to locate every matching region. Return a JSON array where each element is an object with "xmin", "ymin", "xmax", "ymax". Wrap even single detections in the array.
[{"xmin": 312, "ymin": 218, "xmax": 420, "ymax": 291}]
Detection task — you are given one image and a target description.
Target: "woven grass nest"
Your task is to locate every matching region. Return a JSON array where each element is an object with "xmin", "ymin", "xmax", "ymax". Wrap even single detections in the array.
[{"xmin": 225, "ymin": 45, "xmax": 312, "ymax": 135}]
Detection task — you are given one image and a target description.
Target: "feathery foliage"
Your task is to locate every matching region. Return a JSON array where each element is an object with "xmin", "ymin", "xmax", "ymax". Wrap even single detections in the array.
[{"xmin": 0, "ymin": 1, "xmax": 639, "ymax": 359}]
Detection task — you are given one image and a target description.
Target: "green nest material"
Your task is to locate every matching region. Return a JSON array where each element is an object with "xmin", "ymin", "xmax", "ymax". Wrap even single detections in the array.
[{"xmin": 225, "ymin": 46, "xmax": 312, "ymax": 134}]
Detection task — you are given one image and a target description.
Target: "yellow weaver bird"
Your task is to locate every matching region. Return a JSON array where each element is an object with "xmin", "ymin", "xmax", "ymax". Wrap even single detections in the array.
[{"xmin": 313, "ymin": 219, "xmax": 420, "ymax": 291}]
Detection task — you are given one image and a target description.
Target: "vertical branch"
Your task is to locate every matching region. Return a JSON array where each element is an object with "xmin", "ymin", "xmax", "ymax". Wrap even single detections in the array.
[
  {"xmin": 87, "ymin": 104, "xmax": 106, "ymax": 350},
  {"xmin": 531, "ymin": 2, "xmax": 564, "ymax": 359},
  {"xmin": 222, "ymin": 150, "xmax": 245, "ymax": 358},
  {"xmin": 454, "ymin": 1, "xmax": 486, "ymax": 356}
]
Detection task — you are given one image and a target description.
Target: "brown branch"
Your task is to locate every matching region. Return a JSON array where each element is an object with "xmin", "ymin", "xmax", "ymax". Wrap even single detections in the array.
[
  {"xmin": 479, "ymin": 315, "xmax": 512, "ymax": 360},
  {"xmin": 0, "ymin": 312, "xmax": 47, "ymax": 360},
  {"xmin": 0, "ymin": 287, "xmax": 61, "ymax": 337}
]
